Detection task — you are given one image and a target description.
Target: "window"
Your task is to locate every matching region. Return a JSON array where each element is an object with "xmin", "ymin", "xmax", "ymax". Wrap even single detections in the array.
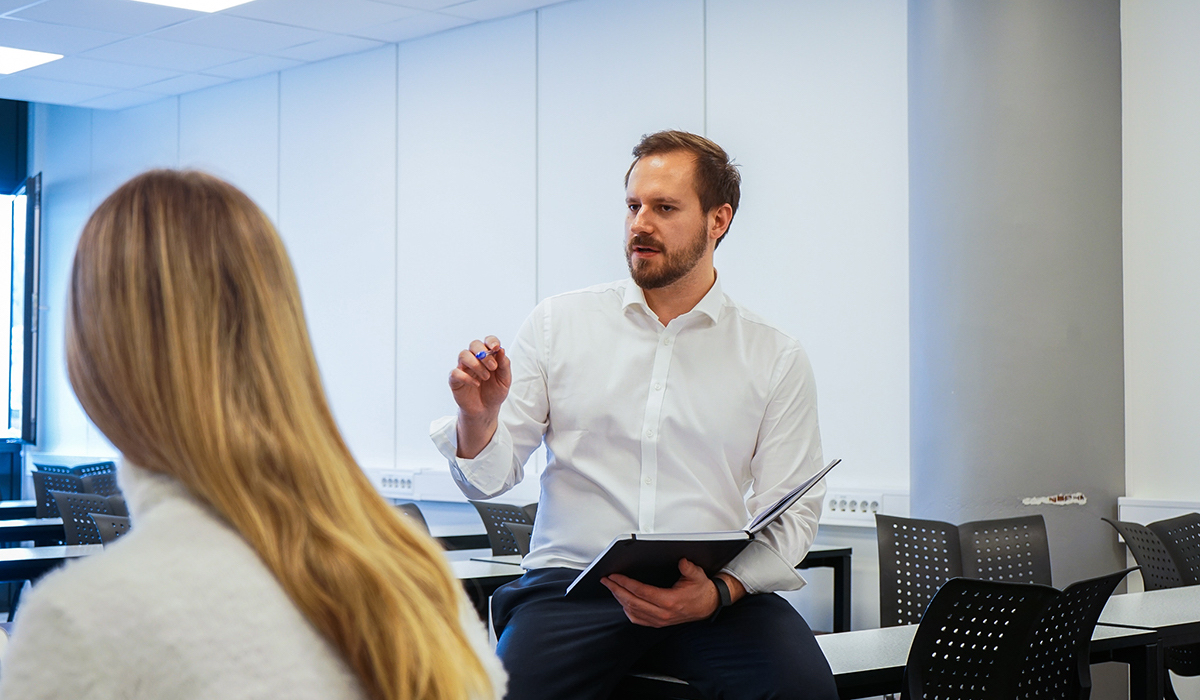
[{"xmin": 0, "ymin": 173, "xmax": 40, "ymax": 443}]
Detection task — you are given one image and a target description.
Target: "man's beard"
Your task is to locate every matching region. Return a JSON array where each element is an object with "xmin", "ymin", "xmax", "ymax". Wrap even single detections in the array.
[{"xmin": 626, "ymin": 223, "xmax": 709, "ymax": 290}]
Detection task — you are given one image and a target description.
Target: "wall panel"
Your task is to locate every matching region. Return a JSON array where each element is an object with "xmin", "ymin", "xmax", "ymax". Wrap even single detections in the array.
[
  {"xmin": 280, "ymin": 46, "xmax": 398, "ymax": 471},
  {"xmin": 180, "ymin": 72, "xmax": 280, "ymax": 222},
  {"xmin": 395, "ymin": 14, "xmax": 537, "ymax": 469},
  {"xmin": 707, "ymin": 0, "xmax": 909, "ymax": 490},
  {"xmin": 536, "ymin": 0, "xmax": 705, "ymax": 300}
]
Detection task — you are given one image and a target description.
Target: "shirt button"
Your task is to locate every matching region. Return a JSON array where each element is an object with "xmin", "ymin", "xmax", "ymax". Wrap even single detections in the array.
[
  {"xmin": 646, "ymin": 430, "xmax": 654, "ymax": 438},
  {"xmin": 662, "ymin": 337, "xmax": 672, "ymax": 346},
  {"xmin": 645, "ymin": 477, "xmax": 653, "ymax": 485},
  {"xmin": 653, "ymin": 383, "xmax": 662, "ymax": 391}
]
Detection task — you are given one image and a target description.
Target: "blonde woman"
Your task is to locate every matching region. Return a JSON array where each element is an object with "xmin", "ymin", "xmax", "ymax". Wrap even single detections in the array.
[{"xmin": 0, "ymin": 170, "xmax": 505, "ymax": 700}]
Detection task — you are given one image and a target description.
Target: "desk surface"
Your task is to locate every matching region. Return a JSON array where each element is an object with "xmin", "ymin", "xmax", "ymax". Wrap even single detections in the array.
[
  {"xmin": 1100, "ymin": 585, "xmax": 1200, "ymax": 630},
  {"xmin": 816, "ymin": 622, "xmax": 1158, "ymax": 699}
]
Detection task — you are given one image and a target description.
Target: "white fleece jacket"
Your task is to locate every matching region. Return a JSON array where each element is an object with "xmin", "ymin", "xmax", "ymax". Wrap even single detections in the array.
[{"xmin": 0, "ymin": 462, "xmax": 506, "ymax": 700}]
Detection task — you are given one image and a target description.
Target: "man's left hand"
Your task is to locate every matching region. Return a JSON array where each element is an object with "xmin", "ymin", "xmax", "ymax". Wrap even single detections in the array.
[{"xmin": 601, "ymin": 559, "xmax": 746, "ymax": 627}]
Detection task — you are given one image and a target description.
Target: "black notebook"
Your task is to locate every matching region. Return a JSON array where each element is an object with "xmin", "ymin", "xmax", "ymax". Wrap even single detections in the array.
[{"xmin": 564, "ymin": 458, "xmax": 840, "ymax": 598}]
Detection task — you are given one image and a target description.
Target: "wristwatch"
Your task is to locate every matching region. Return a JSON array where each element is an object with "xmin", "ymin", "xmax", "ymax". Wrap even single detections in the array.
[{"xmin": 708, "ymin": 575, "xmax": 733, "ymax": 622}]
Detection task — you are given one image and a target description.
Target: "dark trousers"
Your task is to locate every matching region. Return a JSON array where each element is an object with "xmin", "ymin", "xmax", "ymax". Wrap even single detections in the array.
[{"xmin": 491, "ymin": 568, "xmax": 838, "ymax": 700}]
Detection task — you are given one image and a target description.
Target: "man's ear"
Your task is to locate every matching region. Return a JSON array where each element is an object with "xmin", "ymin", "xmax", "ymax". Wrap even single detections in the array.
[{"xmin": 709, "ymin": 203, "xmax": 733, "ymax": 241}]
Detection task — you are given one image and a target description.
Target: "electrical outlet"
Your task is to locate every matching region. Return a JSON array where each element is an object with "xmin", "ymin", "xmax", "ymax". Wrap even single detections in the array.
[
  {"xmin": 371, "ymin": 469, "xmax": 416, "ymax": 498},
  {"xmin": 821, "ymin": 490, "xmax": 884, "ymax": 526}
]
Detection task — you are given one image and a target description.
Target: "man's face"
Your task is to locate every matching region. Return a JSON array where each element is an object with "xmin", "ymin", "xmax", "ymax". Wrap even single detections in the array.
[{"xmin": 624, "ymin": 151, "xmax": 712, "ymax": 290}]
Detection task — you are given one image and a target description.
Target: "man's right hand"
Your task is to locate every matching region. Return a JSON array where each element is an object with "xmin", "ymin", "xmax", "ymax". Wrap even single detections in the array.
[{"xmin": 450, "ymin": 335, "xmax": 511, "ymax": 459}]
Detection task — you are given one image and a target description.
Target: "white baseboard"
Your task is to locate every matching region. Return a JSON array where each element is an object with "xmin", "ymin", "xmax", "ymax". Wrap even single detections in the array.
[{"xmin": 1117, "ymin": 497, "xmax": 1200, "ymax": 524}]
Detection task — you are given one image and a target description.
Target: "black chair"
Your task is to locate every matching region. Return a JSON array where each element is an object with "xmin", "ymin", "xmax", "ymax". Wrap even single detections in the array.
[
  {"xmin": 902, "ymin": 569, "xmax": 1131, "ymax": 700},
  {"xmin": 1109, "ymin": 514, "xmax": 1200, "ymax": 700},
  {"xmin": 89, "ymin": 514, "xmax": 131, "ymax": 546},
  {"xmin": 1148, "ymin": 513, "xmax": 1200, "ymax": 585},
  {"xmin": 470, "ymin": 501, "xmax": 535, "ymax": 556},
  {"xmin": 81, "ymin": 472, "xmax": 122, "ymax": 497},
  {"xmin": 51, "ymin": 491, "xmax": 129, "ymax": 545},
  {"xmin": 1102, "ymin": 517, "xmax": 1183, "ymax": 590},
  {"xmin": 395, "ymin": 503, "xmax": 429, "ymax": 534},
  {"xmin": 31, "ymin": 471, "xmax": 84, "ymax": 518},
  {"xmin": 877, "ymin": 514, "xmax": 1052, "ymax": 628},
  {"xmin": 959, "ymin": 515, "xmax": 1052, "ymax": 584},
  {"xmin": 502, "ymin": 522, "xmax": 533, "ymax": 556},
  {"xmin": 33, "ymin": 461, "xmax": 116, "ymax": 477},
  {"xmin": 876, "ymin": 514, "xmax": 963, "ymax": 626}
]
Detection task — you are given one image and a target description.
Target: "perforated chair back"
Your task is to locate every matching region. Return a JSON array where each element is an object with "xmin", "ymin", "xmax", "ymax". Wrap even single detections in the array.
[
  {"xmin": 876, "ymin": 514, "xmax": 963, "ymax": 627},
  {"xmin": 522, "ymin": 502, "xmax": 538, "ymax": 522},
  {"xmin": 1148, "ymin": 512, "xmax": 1200, "ymax": 586},
  {"xmin": 959, "ymin": 515, "xmax": 1052, "ymax": 584},
  {"xmin": 33, "ymin": 461, "xmax": 116, "ymax": 477},
  {"xmin": 470, "ymin": 501, "xmax": 535, "ymax": 556},
  {"xmin": 503, "ymin": 522, "xmax": 533, "ymax": 556},
  {"xmin": 1015, "ymin": 568, "xmax": 1133, "ymax": 700},
  {"xmin": 1102, "ymin": 518, "xmax": 1182, "ymax": 590},
  {"xmin": 32, "ymin": 471, "xmax": 84, "ymax": 518},
  {"xmin": 81, "ymin": 472, "xmax": 122, "ymax": 497},
  {"xmin": 395, "ymin": 503, "xmax": 429, "ymax": 533},
  {"xmin": 902, "ymin": 577, "xmax": 1058, "ymax": 700},
  {"xmin": 89, "ymin": 514, "xmax": 131, "ymax": 546},
  {"xmin": 51, "ymin": 491, "xmax": 128, "ymax": 545}
]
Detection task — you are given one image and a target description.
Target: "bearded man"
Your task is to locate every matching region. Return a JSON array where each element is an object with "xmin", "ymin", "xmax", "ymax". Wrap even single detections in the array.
[{"xmin": 431, "ymin": 130, "xmax": 838, "ymax": 700}]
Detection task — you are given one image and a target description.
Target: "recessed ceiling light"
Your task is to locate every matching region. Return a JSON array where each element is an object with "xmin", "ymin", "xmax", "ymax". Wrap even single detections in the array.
[
  {"xmin": 128, "ymin": 0, "xmax": 255, "ymax": 11},
  {"xmin": 0, "ymin": 46, "xmax": 63, "ymax": 75}
]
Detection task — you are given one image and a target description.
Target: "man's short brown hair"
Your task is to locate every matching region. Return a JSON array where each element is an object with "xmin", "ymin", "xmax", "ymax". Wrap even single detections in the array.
[{"xmin": 625, "ymin": 130, "xmax": 741, "ymax": 248}]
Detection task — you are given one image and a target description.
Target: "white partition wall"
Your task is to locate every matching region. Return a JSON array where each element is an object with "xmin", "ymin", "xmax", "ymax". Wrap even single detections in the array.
[
  {"xmin": 1122, "ymin": 1, "xmax": 1200, "ymax": 503},
  {"xmin": 31, "ymin": 105, "xmax": 95, "ymax": 457},
  {"xmin": 29, "ymin": 2, "xmax": 913, "ymax": 509},
  {"xmin": 707, "ymin": 0, "xmax": 909, "ymax": 491},
  {"xmin": 280, "ymin": 46, "xmax": 399, "ymax": 472},
  {"xmin": 395, "ymin": 14, "xmax": 538, "ymax": 468},
  {"xmin": 180, "ymin": 73, "xmax": 280, "ymax": 222},
  {"xmin": 536, "ymin": 0, "xmax": 705, "ymax": 299},
  {"xmin": 91, "ymin": 99, "xmax": 180, "ymax": 204}
]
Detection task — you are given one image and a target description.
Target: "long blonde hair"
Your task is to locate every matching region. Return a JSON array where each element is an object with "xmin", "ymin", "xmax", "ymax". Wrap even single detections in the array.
[{"xmin": 66, "ymin": 170, "xmax": 493, "ymax": 700}]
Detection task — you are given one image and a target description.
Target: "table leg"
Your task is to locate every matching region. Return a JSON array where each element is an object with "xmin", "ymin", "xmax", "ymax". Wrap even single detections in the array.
[
  {"xmin": 832, "ymin": 553, "xmax": 851, "ymax": 632},
  {"xmin": 1111, "ymin": 642, "xmax": 1162, "ymax": 700}
]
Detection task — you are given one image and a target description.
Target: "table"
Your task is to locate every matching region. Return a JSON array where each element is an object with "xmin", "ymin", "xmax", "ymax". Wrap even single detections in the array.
[
  {"xmin": 1099, "ymin": 586, "xmax": 1200, "ymax": 700},
  {"xmin": 0, "ymin": 545, "xmax": 103, "ymax": 584},
  {"xmin": 799, "ymin": 544, "xmax": 852, "ymax": 632},
  {"xmin": 0, "ymin": 501, "xmax": 37, "ymax": 520},
  {"xmin": 815, "ymin": 623, "xmax": 1159, "ymax": 700},
  {"xmin": 0, "ymin": 518, "xmax": 64, "ymax": 544}
]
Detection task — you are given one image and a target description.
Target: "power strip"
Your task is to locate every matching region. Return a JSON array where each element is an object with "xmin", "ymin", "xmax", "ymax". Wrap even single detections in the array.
[
  {"xmin": 820, "ymin": 490, "xmax": 908, "ymax": 527},
  {"xmin": 369, "ymin": 469, "xmax": 416, "ymax": 499}
]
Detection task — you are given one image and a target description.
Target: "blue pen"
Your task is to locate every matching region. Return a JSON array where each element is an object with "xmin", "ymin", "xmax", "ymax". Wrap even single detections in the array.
[{"xmin": 474, "ymin": 347, "xmax": 502, "ymax": 360}]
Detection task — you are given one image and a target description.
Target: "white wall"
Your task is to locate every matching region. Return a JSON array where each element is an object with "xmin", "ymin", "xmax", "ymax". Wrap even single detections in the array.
[
  {"xmin": 29, "ymin": 0, "xmax": 910, "ymax": 511},
  {"xmin": 1122, "ymin": 0, "xmax": 1200, "ymax": 503}
]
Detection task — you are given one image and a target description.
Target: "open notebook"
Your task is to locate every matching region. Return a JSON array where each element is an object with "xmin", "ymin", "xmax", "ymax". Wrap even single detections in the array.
[{"xmin": 564, "ymin": 458, "xmax": 840, "ymax": 598}]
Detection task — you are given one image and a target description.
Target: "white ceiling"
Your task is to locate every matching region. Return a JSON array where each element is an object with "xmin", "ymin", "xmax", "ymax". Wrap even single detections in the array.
[{"xmin": 0, "ymin": 0, "xmax": 567, "ymax": 110}]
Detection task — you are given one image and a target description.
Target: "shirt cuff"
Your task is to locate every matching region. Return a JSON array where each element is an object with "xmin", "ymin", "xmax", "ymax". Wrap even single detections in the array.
[
  {"xmin": 722, "ymin": 540, "xmax": 808, "ymax": 594},
  {"xmin": 429, "ymin": 415, "xmax": 513, "ymax": 498}
]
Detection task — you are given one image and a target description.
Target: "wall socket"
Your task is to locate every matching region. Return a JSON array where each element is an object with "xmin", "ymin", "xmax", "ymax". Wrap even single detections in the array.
[
  {"xmin": 370, "ymin": 469, "xmax": 416, "ymax": 498},
  {"xmin": 820, "ymin": 490, "xmax": 908, "ymax": 527}
]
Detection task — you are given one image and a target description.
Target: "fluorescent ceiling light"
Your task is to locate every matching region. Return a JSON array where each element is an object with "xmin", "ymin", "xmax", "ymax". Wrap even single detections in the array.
[
  {"xmin": 0, "ymin": 46, "xmax": 63, "ymax": 75},
  {"xmin": 129, "ymin": 0, "xmax": 255, "ymax": 11}
]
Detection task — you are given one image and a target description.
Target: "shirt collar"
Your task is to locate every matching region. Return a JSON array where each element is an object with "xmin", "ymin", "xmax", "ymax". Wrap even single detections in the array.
[{"xmin": 620, "ymin": 273, "xmax": 726, "ymax": 325}]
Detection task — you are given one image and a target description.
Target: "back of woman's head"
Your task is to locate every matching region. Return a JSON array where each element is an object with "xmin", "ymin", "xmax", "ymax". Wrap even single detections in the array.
[{"xmin": 67, "ymin": 169, "xmax": 493, "ymax": 700}]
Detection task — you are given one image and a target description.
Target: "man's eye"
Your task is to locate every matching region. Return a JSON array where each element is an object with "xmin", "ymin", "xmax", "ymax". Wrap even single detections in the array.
[
  {"xmin": 628, "ymin": 204, "xmax": 640, "ymax": 212},
  {"xmin": 660, "ymin": 205, "xmax": 674, "ymax": 212}
]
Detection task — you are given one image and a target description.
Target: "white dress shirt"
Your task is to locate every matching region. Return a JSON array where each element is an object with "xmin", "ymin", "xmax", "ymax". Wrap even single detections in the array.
[{"xmin": 431, "ymin": 276, "xmax": 825, "ymax": 594}]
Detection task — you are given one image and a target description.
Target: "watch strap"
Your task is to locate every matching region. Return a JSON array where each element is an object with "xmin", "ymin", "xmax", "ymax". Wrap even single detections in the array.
[{"xmin": 708, "ymin": 576, "xmax": 733, "ymax": 622}]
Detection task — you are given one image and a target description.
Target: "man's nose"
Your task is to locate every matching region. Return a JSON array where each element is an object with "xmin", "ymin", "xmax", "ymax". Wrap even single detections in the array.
[{"xmin": 629, "ymin": 207, "xmax": 653, "ymax": 233}]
